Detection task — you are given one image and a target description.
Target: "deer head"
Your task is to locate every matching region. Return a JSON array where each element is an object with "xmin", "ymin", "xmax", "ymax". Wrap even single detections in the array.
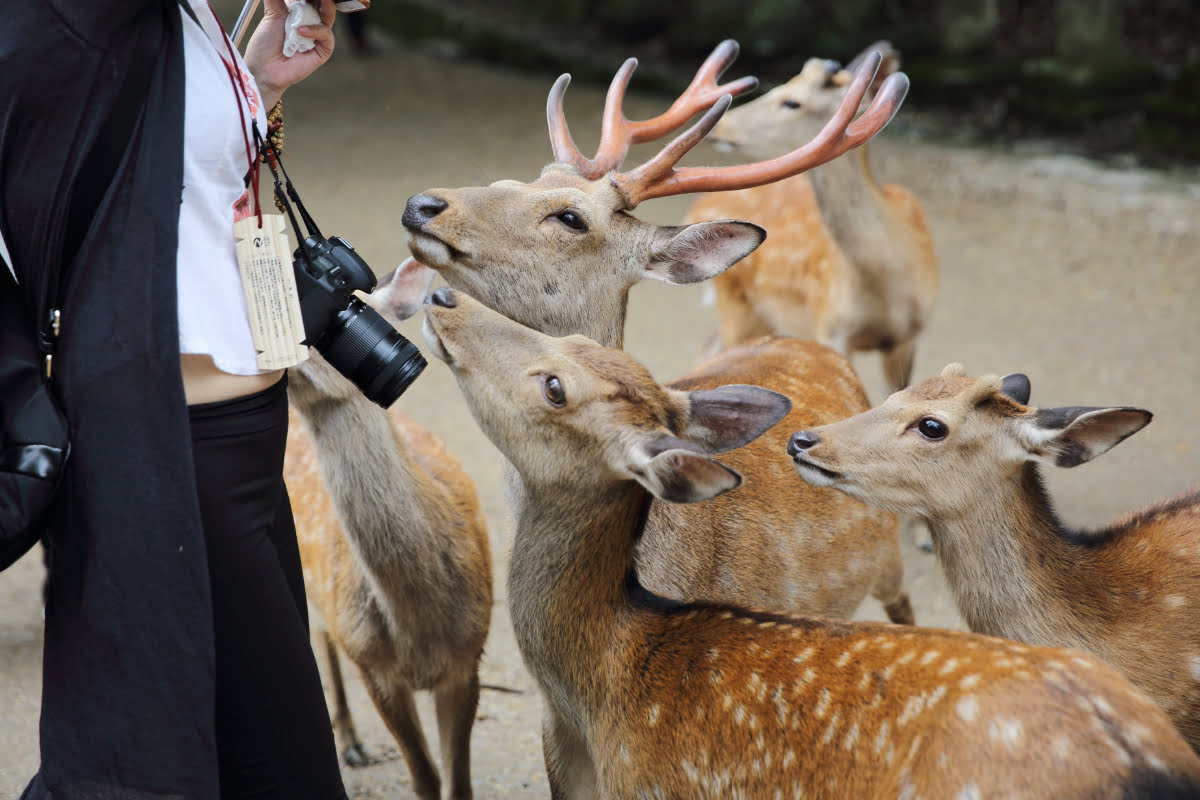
[
  {"xmin": 708, "ymin": 41, "xmax": 903, "ymax": 159},
  {"xmin": 420, "ymin": 286, "xmax": 789, "ymax": 501},
  {"xmin": 787, "ymin": 363, "xmax": 1153, "ymax": 520},
  {"xmin": 402, "ymin": 40, "xmax": 909, "ymax": 347}
]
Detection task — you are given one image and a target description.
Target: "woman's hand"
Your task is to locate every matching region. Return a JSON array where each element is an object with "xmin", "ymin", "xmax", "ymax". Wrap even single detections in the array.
[{"xmin": 243, "ymin": 0, "xmax": 335, "ymax": 110}]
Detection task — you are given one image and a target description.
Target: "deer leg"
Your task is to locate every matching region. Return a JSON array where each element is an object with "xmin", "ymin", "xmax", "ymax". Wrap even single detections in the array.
[
  {"xmin": 542, "ymin": 707, "xmax": 599, "ymax": 800},
  {"xmin": 881, "ymin": 337, "xmax": 916, "ymax": 394},
  {"xmin": 434, "ymin": 670, "xmax": 480, "ymax": 800},
  {"xmin": 871, "ymin": 538, "xmax": 915, "ymax": 626},
  {"xmin": 362, "ymin": 675, "xmax": 441, "ymax": 800},
  {"xmin": 318, "ymin": 627, "xmax": 372, "ymax": 767}
]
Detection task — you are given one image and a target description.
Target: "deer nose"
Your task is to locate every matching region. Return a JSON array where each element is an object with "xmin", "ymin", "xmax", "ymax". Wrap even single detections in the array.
[
  {"xmin": 787, "ymin": 431, "xmax": 820, "ymax": 456},
  {"xmin": 402, "ymin": 193, "xmax": 448, "ymax": 230},
  {"xmin": 428, "ymin": 287, "xmax": 457, "ymax": 308}
]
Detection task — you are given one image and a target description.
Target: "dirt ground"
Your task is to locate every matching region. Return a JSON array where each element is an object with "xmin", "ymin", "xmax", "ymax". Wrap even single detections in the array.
[{"xmin": 2, "ymin": 22, "xmax": 1199, "ymax": 799}]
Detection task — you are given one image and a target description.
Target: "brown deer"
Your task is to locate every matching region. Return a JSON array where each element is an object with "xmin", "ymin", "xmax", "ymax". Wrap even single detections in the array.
[
  {"xmin": 401, "ymin": 41, "xmax": 914, "ymax": 624},
  {"xmin": 686, "ymin": 42, "xmax": 936, "ymax": 395},
  {"xmin": 284, "ymin": 260, "xmax": 493, "ymax": 800},
  {"xmin": 421, "ymin": 287, "xmax": 1200, "ymax": 799},
  {"xmin": 787, "ymin": 362, "xmax": 1200, "ymax": 752}
]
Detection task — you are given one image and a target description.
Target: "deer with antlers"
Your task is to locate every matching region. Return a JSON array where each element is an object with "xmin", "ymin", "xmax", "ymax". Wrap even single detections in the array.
[
  {"xmin": 284, "ymin": 263, "xmax": 493, "ymax": 800},
  {"xmin": 787, "ymin": 363, "xmax": 1200, "ymax": 751},
  {"xmin": 420, "ymin": 287, "xmax": 1200, "ymax": 799},
  {"xmin": 686, "ymin": 42, "xmax": 936, "ymax": 395},
  {"xmin": 401, "ymin": 41, "xmax": 915, "ymax": 623}
]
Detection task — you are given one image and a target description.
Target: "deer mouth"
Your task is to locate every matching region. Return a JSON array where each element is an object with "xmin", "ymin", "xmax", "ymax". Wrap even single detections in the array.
[
  {"xmin": 421, "ymin": 313, "xmax": 452, "ymax": 364},
  {"xmin": 790, "ymin": 453, "xmax": 841, "ymax": 487},
  {"xmin": 406, "ymin": 231, "xmax": 467, "ymax": 268}
]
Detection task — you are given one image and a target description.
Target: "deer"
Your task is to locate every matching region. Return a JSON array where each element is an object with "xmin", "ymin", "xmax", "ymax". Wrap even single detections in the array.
[
  {"xmin": 420, "ymin": 286, "xmax": 1200, "ymax": 799},
  {"xmin": 283, "ymin": 260, "xmax": 493, "ymax": 800},
  {"xmin": 786, "ymin": 362, "xmax": 1200, "ymax": 752},
  {"xmin": 685, "ymin": 41, "xmax": 937, "ymax": 396},
  {"xmin": 400, "ymin": 41, "xmax": 915, "ymax": 625}
]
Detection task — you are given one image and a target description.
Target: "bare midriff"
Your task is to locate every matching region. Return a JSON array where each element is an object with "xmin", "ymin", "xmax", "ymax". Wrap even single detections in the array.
[{"xmin": 180, "ymin": 353, "xmax": 284, "ymax": 405}]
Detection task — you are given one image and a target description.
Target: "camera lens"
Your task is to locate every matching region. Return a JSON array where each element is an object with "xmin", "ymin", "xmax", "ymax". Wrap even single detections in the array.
[{"xmin": 315, "ymin": 297, "xmax": 426, "ymax": 408}]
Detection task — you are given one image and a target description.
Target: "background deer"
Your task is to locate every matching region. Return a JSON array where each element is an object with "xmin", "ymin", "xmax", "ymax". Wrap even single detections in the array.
[
  {"xmin": 686, "ymin": 42, "xmax": 936, "ymax": 395},
  {"xmin": 400, "ymin": 41, "xmax": 915, "ymax": 623},
  {"xmin": 421, "ymin": 287, "xmax": 1200, "ymax": 799},
  {"xmin": 787, "ymin": 363, "xmax": 1200, "ymax": 751},
  {"xmin": 284, "ymin": 260, "xmax": 493, "ymax": 800}
]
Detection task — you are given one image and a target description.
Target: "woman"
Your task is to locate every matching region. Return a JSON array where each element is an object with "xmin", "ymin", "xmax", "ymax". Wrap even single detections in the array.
[{"xmin": 2, "ymin": 1, "xmax": 352, "ymax": 797}]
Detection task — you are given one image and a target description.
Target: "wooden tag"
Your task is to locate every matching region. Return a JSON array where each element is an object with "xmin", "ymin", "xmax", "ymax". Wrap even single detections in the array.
[{"xmin": 234, "ymin": 215, "xmax": 309, "ymax": 370}]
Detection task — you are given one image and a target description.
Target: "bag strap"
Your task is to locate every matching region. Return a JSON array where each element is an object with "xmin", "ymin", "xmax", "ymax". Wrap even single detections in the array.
[{"xmin": 39, "ymin": 10, "xmax": 165, "ymax": 372}]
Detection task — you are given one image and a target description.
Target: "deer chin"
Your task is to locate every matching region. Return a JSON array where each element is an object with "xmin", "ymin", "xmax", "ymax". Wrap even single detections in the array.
[
  {"xmin": 420, "ymin": 314, "xmax": 452, "ymax": 365},
  {"xmin": 790, "ymin": 453, "xmax": 842, "ymax": 488}
]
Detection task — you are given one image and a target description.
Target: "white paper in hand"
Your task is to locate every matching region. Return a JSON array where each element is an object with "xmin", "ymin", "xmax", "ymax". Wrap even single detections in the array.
[{"xmin": 283, "ymin": 1, "xmax": 322, "ymax": 57}]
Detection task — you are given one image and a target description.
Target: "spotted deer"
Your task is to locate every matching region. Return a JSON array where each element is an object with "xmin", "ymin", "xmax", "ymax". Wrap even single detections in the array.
[
  {"xmin": 787, "ymin": 363, "xmax": 1200, "ymax": 752},
  {"xmin": 686, "ymin": 42, "xmax": 936, "ymax": 396},
  {"xmin": 284, "ymin": 260, "xmax": 493, "ymax": 800},
  {"xmin": 401, "ymin": 41, "xmax": 914, "ymax": 624},
  {"xmin": 420, "ymin": 288, "xmax": 1200, "ymax": 799}
]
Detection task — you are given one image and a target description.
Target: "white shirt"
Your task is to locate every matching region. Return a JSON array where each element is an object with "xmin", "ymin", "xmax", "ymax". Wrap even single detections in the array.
[{"xmin": 177, "ymin": 0, "xmax": 270, "ymax": 375}]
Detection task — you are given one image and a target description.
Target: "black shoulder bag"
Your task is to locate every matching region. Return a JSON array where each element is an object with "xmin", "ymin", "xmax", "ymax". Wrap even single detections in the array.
[{"xmin": 0, "ymin": 20, "xmax": 159, "ymax": 571}]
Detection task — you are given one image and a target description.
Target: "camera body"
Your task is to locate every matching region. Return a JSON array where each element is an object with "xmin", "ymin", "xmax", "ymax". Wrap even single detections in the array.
[{"xmin": 293, "ymin": 235, "xmax": 425, "ymax": 408}]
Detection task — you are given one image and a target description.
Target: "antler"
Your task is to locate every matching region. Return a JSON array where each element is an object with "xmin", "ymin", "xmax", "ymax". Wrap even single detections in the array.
[
  {"xmin": 547, "ymin": 40, "xmax": 759, "ymax": 180},
  {"xmin": 610, "ymin": 50, "xmax": 910, "ymax": 208}
]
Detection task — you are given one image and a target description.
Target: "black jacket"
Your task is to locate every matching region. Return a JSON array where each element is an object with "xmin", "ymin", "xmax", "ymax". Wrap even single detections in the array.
[{"xmin": 2, "ymin": 2, "xmax": 219, "ymax": 797}]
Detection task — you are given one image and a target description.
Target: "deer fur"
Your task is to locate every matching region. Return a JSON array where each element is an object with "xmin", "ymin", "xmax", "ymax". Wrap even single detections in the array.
[
  {"xmin": 788, "ymin": 362, "xmax": 1200, "ymax": 752},
  {"xmin": 284, "ymin": 262, "xmax": 493, "ymax": 800},
  {"xmin": 687, "ymin": 43, "xmax": 936, "ymax": 394},
  {"xmin": 399, "ymin": 51, "xmax": 910, "ymax": 623},
  {"xmin": 421, "ymin": 289, "xmax": 1200, "ymax": 799}
]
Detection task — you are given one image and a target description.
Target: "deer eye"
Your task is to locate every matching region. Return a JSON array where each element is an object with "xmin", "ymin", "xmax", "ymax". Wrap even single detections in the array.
[
  {"xmin": 554, "ymin": 211, "xmax": 588, "ymax": 232},
  {"xmin": 781, "ymin": 99, "xmax": 801, "ymax": 110},
  {"xmin": 916, "ymin": 417, "xmax": 948, "ymax": 441},
  {"xmin": 543, "ymin": 375, "xmax": 567, "ymax": 407}
]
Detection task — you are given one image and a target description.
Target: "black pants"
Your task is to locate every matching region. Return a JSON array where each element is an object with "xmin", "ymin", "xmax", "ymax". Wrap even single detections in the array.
[{"xmin": 189, "ymin": 376, "xmax": 347, "ymax": 800}]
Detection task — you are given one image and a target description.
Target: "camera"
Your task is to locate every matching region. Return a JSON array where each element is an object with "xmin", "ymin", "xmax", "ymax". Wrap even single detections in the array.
[{"xmin": 293, "ymin": 234, "xmax": 426, "ymax": 408}]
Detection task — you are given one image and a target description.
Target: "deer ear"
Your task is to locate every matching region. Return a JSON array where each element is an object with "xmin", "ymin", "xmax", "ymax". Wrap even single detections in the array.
[
  {"xmin": 1000, "ymin": 373, "xmax": 1031, "ymax": 405},
  {"xmin": 681, "ymin": 384, "xmax": 792, "ymax": 454},
  {"xmin": 1020, "ymin": 406, "xmax": 1152, "ymax": 468},
  {"xmin": 370, "ymin": 257, "xmax": 436, "ymax": 322},
  {"xmin": 634, "ymin": 447, "xmax": 743, "ymax": 503},
  {"xmin": 644, "ymin": 221, "xmax": 765, "ymax": 285}
]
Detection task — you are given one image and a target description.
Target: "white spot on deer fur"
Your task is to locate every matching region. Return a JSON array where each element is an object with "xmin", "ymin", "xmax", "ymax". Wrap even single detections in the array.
[
  {"xmin": 928, "ymin": 685, "xmax": 948, "ymax": 708},
  {"xmin": 835, "ymin": 651, "xmax": 852, "ymax": 668},
  {"xmin": 853, "ymin": 640, "xmax": 868, "ymax": 652},
  {"xmin": 1147, "ymin": 754, "xmax": 1168, "ymax": 772},
  {"xmin": 1091, "ymin": 695, "xmax": 1114, "ymax": 716},
  {"xmin": 990, "ymin": 719, "xmax": 1023, "ymax": 750},
  {"xmin": 879, "ymin": 640, "xmax": 897, "ymax": 650},
  {"xmin": 1072, "ymin": 656, "xmax": 1095, "ymax": 669},
  {"xmin": 1052, "ymin": 736, "xmax": 1072, "ymax": 760},
  {"xmin": 858, "ymin": 671, "xmax": 872, "ymax": 692},
  {"xmin": 793, "ymin": 779, "xmax": 805, "ymax": 798},
  {"xmin": 723, "ymin": 693, "xmax": 734, "ymax": 710},
  {"xmin": 938, "ymin": 658, "xmax": 961, "ymax": 676},
  {"xmin": 1189, "ymin": 655, "xmax": 1200, "ymax": 681},
  {"xmin": 957, "ymin": 785, "xmax": 981, "ymax": 800},
  {"xmin": 956, "ymin": 696, "xmax": 980, "ymax": 724},
  {"xmin": 1164, "ymin": 595, "xmax": 1186, "ymax": 609},
  {"xmin": 759, "ymin": 621, "xmax": 776, "ymax": 630},
  {"xmin": 710, "ymin": 670, "xmax": 724, "ymax": 686},
  {"xmin": 898, "ymin": 693, "xmax": 927, "ymax": 726},
  {"xmin": 815, "ymin": 688, "xmax": 831, "ymax": 719},
  {"xmin": 783, "ymin": 750, "xmax": 796, "ymax": 769},
  {"xmin": 920, "ymin": 651, "xmax": 941, "ymax": 667},
  {"xmin": 648, "ymin": 703, "xmax": 660, "ymax": 726},
  {"xmin": 794, "ymin": 667, "xmax": 816, "ymax": 693},
  {"xmin": 706, "ymin": 647, "xmax": 720, "ymax": 662},
  {"xmin": 958, "ymin": 673, "xmax": 981, "ymax": 690},
  {"xmin": 748, "ymin": 643, "xmax": 760, "ymax": 654},
  {"xmin": 620, "ymin": 743, "xmax": 631, "ymax": 763},
  {"xmin": 820, "ymin": 710, "xmax": 842, "ymax": 745},
  {"xmin": 843, "ymin": 721, "xmax": 860, "ymax": 751},
  {"xmin": 682, "ymin": 759, "xmax": 701, "ymax": 784},
  {"xmin": 695, "ymin": 705, "xmax": 705, "ymax": 721},
  {"xmin": 734, "ymin": 704, "xmax": 747, "ymax": 726},
  {"xmin": 874, "ymin": 720, "xmax": 891, "ymax": 755},
  {"xmin": 719, "ymin": 611, "xmax": 733, "ymax": 620},
  {"xmin": 793, "ymin": 646, "xmax": 815, "ymax": 665},
  {"xmin": 897, "ymin": 651, "xmax": 916, "ymax": 665}
]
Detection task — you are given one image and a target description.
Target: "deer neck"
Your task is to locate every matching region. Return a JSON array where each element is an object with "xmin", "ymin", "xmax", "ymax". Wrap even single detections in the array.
[
  {"xmin": 806, "ymin": 146, "xmax": 894, "ymax": 272},
  {"xmin": 507, "ymin": 480, "xmax": 649, "ymax": 725},
  {"xmin": 928, "ymin": 465, "xmax": 1105, "ymax": 651},
  {"xmin": 292, "ymin": 391, "xmax": 439, "ymax": 592}
]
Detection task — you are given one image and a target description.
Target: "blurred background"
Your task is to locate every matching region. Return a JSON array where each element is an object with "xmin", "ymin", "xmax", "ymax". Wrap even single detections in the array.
[{"xmin": 1, "ymin": 2, "xmax": 1197, "ymax": 797}]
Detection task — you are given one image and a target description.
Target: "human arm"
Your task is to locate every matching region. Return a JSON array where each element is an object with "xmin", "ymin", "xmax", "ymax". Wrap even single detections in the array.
[{"xmin": 242, "ymin": 0, "xmax": 336, "ymax": 110}]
